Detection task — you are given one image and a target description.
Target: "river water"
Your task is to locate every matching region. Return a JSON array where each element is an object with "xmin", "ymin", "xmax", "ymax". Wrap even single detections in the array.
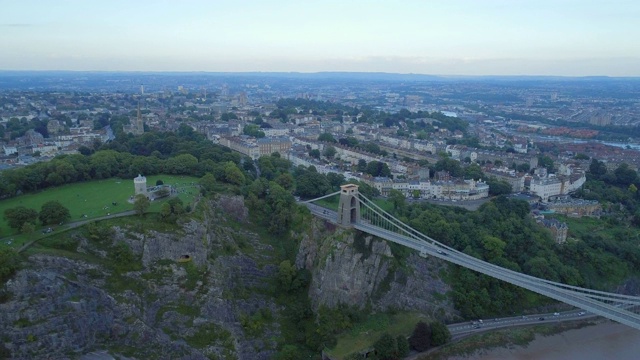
[{"xmin": 451, "ymin": 321, "xmax": 640, "ymax": 360}]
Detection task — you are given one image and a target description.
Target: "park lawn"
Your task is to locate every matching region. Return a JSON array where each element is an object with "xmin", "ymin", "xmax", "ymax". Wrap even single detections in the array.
[
  {"xmin": 548, "ymin": 214, "xmax": 640, "ymax": 240},
  {"xmin": 0, "ymin": 175, "xmax": 200, "ymax": 240},
  {"xmin": 326, "ymin": 312, "xmax": 428, "ymax": 359}
]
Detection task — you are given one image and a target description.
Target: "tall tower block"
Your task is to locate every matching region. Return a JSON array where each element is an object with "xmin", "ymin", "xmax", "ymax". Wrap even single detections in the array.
[
  {"xmin": 337, "ymin": 184, "xmax": 360, "ymax": 227},
  {"xmin": 136, "ymin": 101, "xmax": 144, "ymax": 134}
]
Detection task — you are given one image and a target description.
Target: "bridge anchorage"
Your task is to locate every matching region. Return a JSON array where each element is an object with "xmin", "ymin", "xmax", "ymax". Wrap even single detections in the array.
[{"xmin": 301, "ymin": 184, "xmax": 640, "ymax": 331}]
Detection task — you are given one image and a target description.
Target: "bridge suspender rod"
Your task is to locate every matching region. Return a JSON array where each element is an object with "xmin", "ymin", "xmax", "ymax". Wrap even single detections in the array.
[{"xmin": 357, "ymin": 194, "xmax": 640, "ymax": 305}]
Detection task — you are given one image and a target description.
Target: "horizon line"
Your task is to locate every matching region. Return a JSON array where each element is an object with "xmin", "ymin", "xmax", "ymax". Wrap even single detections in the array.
[{"xmin": 1, "ymin": 69, "xmax": 639, "ymax": 79}]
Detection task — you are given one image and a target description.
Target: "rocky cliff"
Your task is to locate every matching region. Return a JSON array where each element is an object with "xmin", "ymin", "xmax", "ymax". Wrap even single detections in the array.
[
  {"xmin": 295, "ymin": 218, "xmax": 456, "ymax": 320},
  {"xmin": 0, "ymin": 195, "xmax": 278, "ymax": 360}
]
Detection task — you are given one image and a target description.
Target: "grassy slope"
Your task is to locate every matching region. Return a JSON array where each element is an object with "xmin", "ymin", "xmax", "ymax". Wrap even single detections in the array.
[
  {"xmin": 327, "ymin": 312, "xmax": 429, "ymax": 359},
  {"xmin": 0, "ymin": 175, "xmax": 199, "ymax": 249}
]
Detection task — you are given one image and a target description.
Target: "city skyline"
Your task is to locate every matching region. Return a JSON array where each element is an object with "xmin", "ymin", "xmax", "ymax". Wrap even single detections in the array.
[{"xmin": 1, "ymin": 0, "xmax": 639, "ymax": 76}]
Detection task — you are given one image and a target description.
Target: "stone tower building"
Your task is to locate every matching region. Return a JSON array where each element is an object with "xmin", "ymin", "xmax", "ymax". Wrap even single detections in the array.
[{"xmin": 134, "ymin": 174, "xmax": 147, "ymax": 196}]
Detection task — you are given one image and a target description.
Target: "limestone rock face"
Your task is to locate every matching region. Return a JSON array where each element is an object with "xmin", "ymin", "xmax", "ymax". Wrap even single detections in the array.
[
  {"xmin": 297, "ymin": 219, "xmax": 455, "ymax": 319},
  {"xmin": 0, "ymin": 198, "xmax": 277, "ymax": 360},
  {"xmin": 123, "ymin": 220, "xmax": 210, "ymax": 268}
]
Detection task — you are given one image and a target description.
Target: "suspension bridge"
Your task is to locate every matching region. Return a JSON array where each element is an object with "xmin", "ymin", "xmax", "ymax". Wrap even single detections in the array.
[{"xmin": 302, "ymin": 184, "xmax": 640, "ymax": 331}]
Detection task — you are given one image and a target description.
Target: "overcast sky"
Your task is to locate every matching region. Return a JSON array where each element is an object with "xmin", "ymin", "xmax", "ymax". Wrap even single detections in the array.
[{"xmin": 1, "ymin": 0, "xmax": 639, "ymax": 76}]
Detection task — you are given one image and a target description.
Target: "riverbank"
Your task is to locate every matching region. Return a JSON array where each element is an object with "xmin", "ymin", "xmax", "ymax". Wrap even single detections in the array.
[{"xmin": 439, "ymin": 320, "xmax": 640, "ymax": 360}]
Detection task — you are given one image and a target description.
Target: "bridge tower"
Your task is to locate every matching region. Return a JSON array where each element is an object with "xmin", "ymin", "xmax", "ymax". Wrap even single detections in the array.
[{"xmin": 337, "ymin": 184, "xmax": 361, "ymax": 227}]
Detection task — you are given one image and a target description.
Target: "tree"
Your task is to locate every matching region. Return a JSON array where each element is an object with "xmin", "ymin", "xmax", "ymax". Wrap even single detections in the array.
[
  {"xmin": 21, "ymin": 222, "xmax": 35, "ymax": 235},
  {"xmin": 538, "ymin": 155, "xmax": 555, "ymax": 173},
  {"xmin": 430, "ymin": 321, "xmax": 451, "ymax": 346},
  {"xmin": 160, "ymin": 203, "xmax": 172, "ymax": 219},
  {"xmin": 294, "ymin": 171, "xmax": 331, "ymax": 199},
  {"xmin": 4, "ymin": 206, "xmax": 38, "ymax": 229},
  {"xmin": 199, "ymin": 173, "xmax": 217, "ymax": 193},
  {"xmin": 486, "ymin": 177, "xmax": 512, "ymax": 196},
  {"xmin": 265, "ymin": 182, "xmax": 296, "ymax": 235},
  {"xmin": 133, "ymin": 194, "xmax": 150, "ymax": 216},
  {"xmin": 323, "ymin": 145, "xmax": 337, "ymax": 159},
  {"xmin": 243, "ymin": 124, "xmax": 265, "ymax": 138},
  {"xmin": 516, "ymin": 163, "xmax": 531, "ymax": 172},
  {"xmin": 482, "ymin": 235, "xmax": 506, "ymax": 261},
  {"xmin": 409, "ymin": 321, "xmax": 431, "ymax": 351},
  {"xmin": 276, "ymin": 345, "xmax": 302, "ymax": 360},
  {"xmin": 38, "ymin": 201, "xmax": 71, "ymax": 225},
  {"xmin": 309, "ymin": 149, "xmax": 320, "ymax": 159},
  {"xmin": 165, "ymin": 154, "xmax": 198, "ymax": 175},
  {"xmin": 0, "ymin": 248, "xmax": 20, "ymax": 283},
  {"xmin": 357, "ymin": 159, "xmax": 367, "ymax": 172},
  {"xmin": 277, "ymin": 260, "xmax": 297, "ymax": 292},
  {"xmin": 110, "ymin": 241, "xmax": 137, "ymax": 271},
  {"xmin": 373, "ymin": 332, "xmax": 398, "ymax": 360},
  {"xmin": 388, "ymin": 189, "xmax": 406, "ymax": 212},
  {"xmin": 365, "ymin": 161, "xmax": 391, "ymax": 177},
  {"xmin": 275, "ymin": 173, "xmax": 294, "ymax": 190},
  {"xmin": 318, "ymin": 132, "xmax": 337, "ymax": 143},
  {"xmin": 223, "ymin": 161, "xmax": 245, "ymax": 185},
  {"xmin": 169, "ymin": 198, "xmax": 185, "ymax": 214},
  {"xmin": 326, "ymin": 172, "xmax": 346, "ymax": 189},
  {"xmin": 434, "ymin": 158, "xmax": 464, "ymax": 178},
  {"xmin": 614, "ymin": 163, "xmax": 638, "ymax": 186},
  {"xmin": 396, "ymin": 335, "xmax": 410, "ymax": 357},
  {"xmin": 589, "ymin": 158, "xmax": 608, "ymax": 179},
  {"xmin": 464, "ymin": 163, "xmax": 484, "ymax": 179}
]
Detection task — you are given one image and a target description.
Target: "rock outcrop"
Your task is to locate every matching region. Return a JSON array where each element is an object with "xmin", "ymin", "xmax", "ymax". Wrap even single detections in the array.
[
  {"xmin": 296, "ymin": 218, "xmax": 455, "ymax": 319},
  {"xmin": 0, "ymin": 197, "xmax": 278, "ymax": 360}
]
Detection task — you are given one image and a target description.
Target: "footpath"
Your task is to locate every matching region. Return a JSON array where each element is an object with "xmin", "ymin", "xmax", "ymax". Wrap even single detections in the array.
[{"xmin": 14, "ymin": 210, "xmax": 137, "ymax": 253}]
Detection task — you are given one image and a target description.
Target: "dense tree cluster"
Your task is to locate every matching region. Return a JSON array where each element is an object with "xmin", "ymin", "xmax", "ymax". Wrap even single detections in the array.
[
  {"xmin": 581, "ymin": 159, "xmax": 640, "ymax": 222},
  {"xmin": 276, "ymin": 98, "xmax": 358, "ymax": 118},
  {"xmin": 4, "ymin": 201, "xmax": 71, "ymax": 232},
  {"xmin": 385, "ymin": 194, "xmax": 640, "ymax": 319},
  {"xmin": 0, "ymin": 248, "xmax": 21, "ymax": 283},
  {"xmin": 38, "ymin": 200, "xmax": 71, "ymax": 225},
  {"xmin": 408, "ymin": 321, "xmax": 451, "ymax": 352},
  {"xmin": 0, "ymin": 126, "xmax": 249, "ymax": 199},
  {"xmin": 370, "ymin": 332, "xmax": 410, "ymax": 360}
]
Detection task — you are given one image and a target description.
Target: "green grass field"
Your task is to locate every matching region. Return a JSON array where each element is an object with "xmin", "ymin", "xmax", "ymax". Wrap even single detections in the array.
[
  {"xmin": 0, "ymin": 175, "xmax": 200, "ymax": 248},
  {"xmin": 548, "ymin": 214, "xmax": 640, "ymax": 240},
  {"xmin": 326, "ymin": 312, "xmax": 429, "ymax": 359}
]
